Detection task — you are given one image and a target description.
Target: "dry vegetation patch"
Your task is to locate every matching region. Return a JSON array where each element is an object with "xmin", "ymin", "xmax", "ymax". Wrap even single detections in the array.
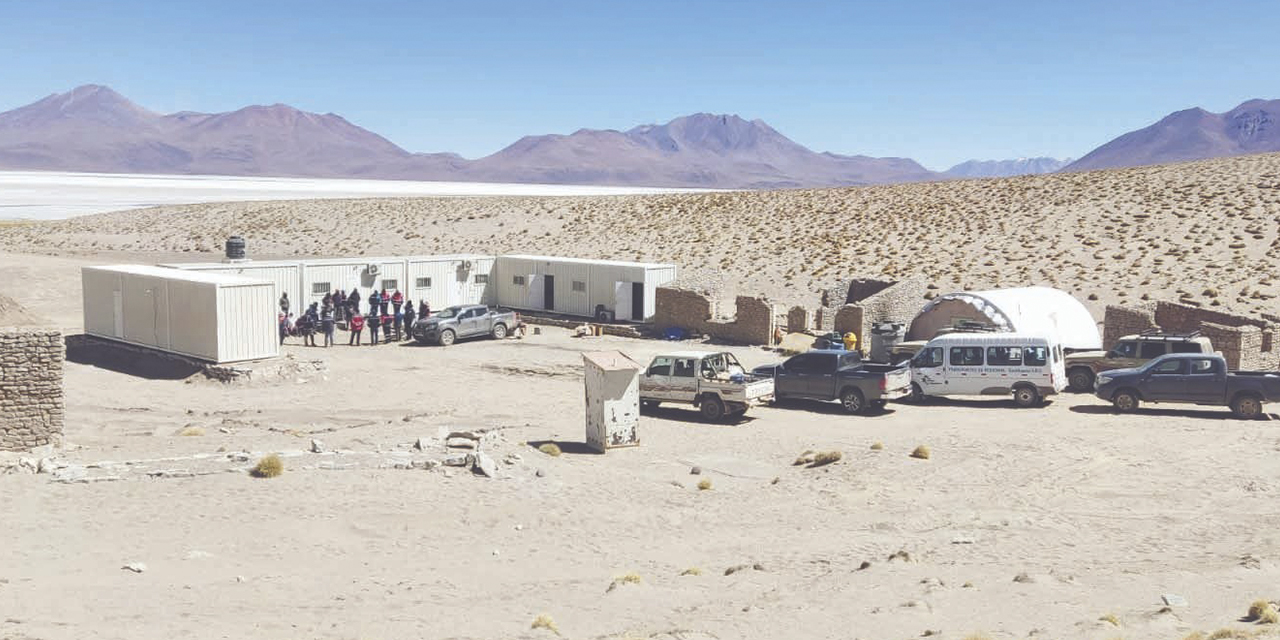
[{"xmin": 249, "ymin": 454, "xmax": 283, "ymax": 478}]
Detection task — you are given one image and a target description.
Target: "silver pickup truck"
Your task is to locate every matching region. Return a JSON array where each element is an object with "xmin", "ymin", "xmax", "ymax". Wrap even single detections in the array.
[
  {"xmin": 639, "ymin": 351, "xmax": 775, "ymax": 421},
  {"xmin": 411, "ymin": 305, "xmax": 520, "ymax": 346}
]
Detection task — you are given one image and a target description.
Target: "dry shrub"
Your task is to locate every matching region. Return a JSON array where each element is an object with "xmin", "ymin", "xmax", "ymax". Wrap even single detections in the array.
[
  {"xmin": 531, "ymin": 614, "xmax": 559, "ymax": 635},
  {"xmin": 606, "ymin": 572, "xmax": 642, "ymax": 592},
  {"xmin": 538, "ymin": 443, "xmax": 562, "ymax": 457},
  {"xmin": 1263, "ymin": 608, "xmax": 1280, "ymax": 625},
  {"xmin": 793, "ymin": 450, "xmax": 815, "ymax": 465},
  {"xmin": 811, "ymin": 451, "xmax": 842, "ymax": 467},
  {"xmin": 1248, "ymin": 600, "xmax": 1279, "ymax": 623},
  {"xmin": 1100, "ymin": 613, "xmax": 1121, "ymax": 627},
  {"xmin": 680, "ymin": 567, "xmax": 702, "ymax": 576},
  {"xmin": 250, "ymin": 454, "xmax": 283, "ymax": 478},
  {"xmin": 870, "ymin": 441, "xmax": 884, "ymax": 450},
  {"xmin": 910, "ymin": 445, "xmax": 931, "ymax": 460},
  {"xmin": 962, "ymin": 635, "xmax": 993, "ymax": 640},
  {"xmin": 697, "ymin": 479, "xmax": 712, "ymax": 491},
  {"xmin": 178, "ymin": 426, "xmax": 205, "ymax": 437},
  {"xmin": 1208, "ymin": 630, "xmax": 1253, "ymax": 640}
]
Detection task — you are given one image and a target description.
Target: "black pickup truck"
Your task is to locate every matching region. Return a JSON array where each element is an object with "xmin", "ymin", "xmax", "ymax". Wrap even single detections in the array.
[
  {"xmin": 1094, "ymin": 353, "xmax": 1280, "ymax": 419},
  {"xmin": 752, "ymin": 349, "xmax": 912, "ymax": 414}
]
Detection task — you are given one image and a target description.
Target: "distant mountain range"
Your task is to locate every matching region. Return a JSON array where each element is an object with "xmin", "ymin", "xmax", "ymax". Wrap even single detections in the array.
[
  {"xmin": 0, "ymin": 85, "xmax": 1277, "ymax": 188},
  {"xmin": 1063, "ymin": 99, "xmax": 1280, "ymax": 172},
  {"xmin": 943, "ymin": 157, "xmax": 1072, "ymax": 178},
  {"xmin": 0, "ymin": 85, "xmax": 933, "ymax": 189}
]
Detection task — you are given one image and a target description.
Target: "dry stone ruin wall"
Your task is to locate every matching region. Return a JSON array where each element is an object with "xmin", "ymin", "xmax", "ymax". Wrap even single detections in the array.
[{"xmin": 0, "ymin": 329, "xmax": 64, "ymax": 451}]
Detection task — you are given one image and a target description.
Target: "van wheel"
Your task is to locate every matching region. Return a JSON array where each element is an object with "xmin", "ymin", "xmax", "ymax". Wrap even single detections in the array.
[
  {"xmin": 840, "ymin": 388, "xmax": 866, "ymax": 414},
  {"xmin": 1112, "ymin": 390, "xmax": 1139, "ymax": 413},
  {"xmin": 1067, "ymin": 368, "xmax": 1095, "ymax": 392},
  {"xmin": 699, "ymin": 397, "xmax": 725, "ymax": 422},
  {"xmin": 1012, "ymin": 385, "xmax": 1040, "ymax": 408},
  {"xmin": 491, "ymin": 323, "xmax": 507, "ymax": 339},
  {"xmin": 438, "ymin": 329, "xmax": 456, "ymax": 347},
  {"xmin": 908, "ymin": 383, "xmax": 927, "ymax": 403},
  {"xmin": 1231, "ymin": 394, "xmax": 1264, "ymax": 419}
]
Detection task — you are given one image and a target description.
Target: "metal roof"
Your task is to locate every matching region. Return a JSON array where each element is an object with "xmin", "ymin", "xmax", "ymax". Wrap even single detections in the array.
[
  {"xmin": 85, "ymin": 264, "xmax": 270, "ymax": 287},
  {"xmin": 160, "ymin": 254, "xmax": 491, "ymax": 269},
  {"xmin": 499, "ymin": 254, "xmax": 676, "ymax": 269}
]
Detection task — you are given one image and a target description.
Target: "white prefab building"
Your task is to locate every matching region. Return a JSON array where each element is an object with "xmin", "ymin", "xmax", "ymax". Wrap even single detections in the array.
[
  {"xmin": 160, "ymin": 255, "xmax": 495, "ymax": 312},
  {"xmin": 82, "ymin": 265, "xmax": 278, "ymax": 363},
  {"xmin": 582, "ymin": 350, "xmax": 642, "ymax": 452},
  {"xmin": 494, "ymin": 255, "xmax": 678, "ymax": 322}
]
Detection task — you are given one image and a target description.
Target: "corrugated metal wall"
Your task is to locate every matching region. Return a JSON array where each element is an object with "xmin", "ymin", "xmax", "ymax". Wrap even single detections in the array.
[
  {"xmin": 168, "ymin": 278, "xmax": 219, "ymax": 360},
  {"xmin": 216, "ymin": 284, "xmax": 278, "ymax": 362}
]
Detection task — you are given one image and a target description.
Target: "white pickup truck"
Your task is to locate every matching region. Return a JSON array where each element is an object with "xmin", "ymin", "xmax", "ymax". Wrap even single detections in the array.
[{"xmin": 639, "ymin": 351, "xmax": 775, "ymax": 421}]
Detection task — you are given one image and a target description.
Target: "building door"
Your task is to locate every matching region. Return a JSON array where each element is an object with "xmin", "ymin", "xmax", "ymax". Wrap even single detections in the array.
[
  {"xmin": 544, "ymin": 275, "xmax": 555, "ymax": 311},
  {"xmin": 632, "ymin": 282, "xmax": 644, "ymax": 321}
]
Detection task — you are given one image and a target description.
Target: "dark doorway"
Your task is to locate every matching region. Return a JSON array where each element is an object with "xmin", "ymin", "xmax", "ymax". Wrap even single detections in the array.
[
  {"xmin": 632, "ymin": 282, "xmax": 644, "ymax": 320},
  {"xmin": 544, "ymin": 275, "xmax": 555, "ymax": 310}
]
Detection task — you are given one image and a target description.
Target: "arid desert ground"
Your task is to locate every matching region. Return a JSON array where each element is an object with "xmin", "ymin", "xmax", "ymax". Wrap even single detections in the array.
[{"xmin": 4, "ymin": 156, "xmax": 1280, "ymax": 640}]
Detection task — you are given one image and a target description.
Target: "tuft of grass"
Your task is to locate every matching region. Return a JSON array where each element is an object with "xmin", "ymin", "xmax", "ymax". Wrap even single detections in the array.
[
  {"xmin": 178, "ymin": 426, "xmax": 205, "ymax": 437},
  {"xmin": 680, "ymin": 567, "xmax": 702, "ymax": 576},
  {"xmin": 793, "ymin": 450, "xmax": 815, "ymax": 465},
  {"xmin": 811, "ymin": 451, "xmax": 842, "ymax": 467},
  {"xmin": 962, "ymin": 635, "xmax": 994, "ymax": 640},
  {"xmin": 538, "ymin": 443, "xmax": 562, "ymax": 457},
  {"xmin": 910, "ymin": 445, "xmax": 931, "ymax": 460},
  {"xmin": 606, "ymin": 572, "xmax": 642, "ymax": 592},
  {"xmin": 1208, "ymin": 630, "xmax": 1253, "ymax": 640},
  {"xmin": 697, "ymin": 478, "xmax": 712, "ymax": 491},
  {"xmin": 1100, "ymin": 613, "xmax": 1121, "ymax": 627},
  {"xmin": 531, "ymin": 614, "xmax": 559, "ymax": 635},
  {"xmin": 870, "ymin": 441, "xmax": 884, "ymax": 450},
  {"xmin": 249, "ymin": 454, "xmax": 284, "ymax": 478},
  {"xmin": 1248, "ymin": 600, "xmax": 1277, "ymax": 622}
]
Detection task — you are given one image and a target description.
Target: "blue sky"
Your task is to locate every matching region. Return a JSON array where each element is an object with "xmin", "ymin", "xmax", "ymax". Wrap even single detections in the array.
[{"xmin": 2, "ymin": 0, "xmax": 1277, "ymax": 170}]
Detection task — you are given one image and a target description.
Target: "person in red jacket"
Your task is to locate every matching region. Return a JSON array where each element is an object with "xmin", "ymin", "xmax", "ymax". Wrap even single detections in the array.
[
  {"xmin": 348, "ymin": 312, "xmax": 365, "ymax": 346},
  {"xmin": 391, "ymin": 289, "xmax": 404, "ymax": 314}
]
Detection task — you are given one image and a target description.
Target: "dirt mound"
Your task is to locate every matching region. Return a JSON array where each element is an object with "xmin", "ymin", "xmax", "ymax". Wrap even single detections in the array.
[{"xmin": 0, "ymin": 293, "xmax": 47, "ymax": 327}]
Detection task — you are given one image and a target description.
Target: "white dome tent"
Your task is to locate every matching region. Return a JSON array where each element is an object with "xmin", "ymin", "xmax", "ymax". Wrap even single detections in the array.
[{"xmin": 907, "ymin": 286, "xmax": 1102, "ymax": 351}]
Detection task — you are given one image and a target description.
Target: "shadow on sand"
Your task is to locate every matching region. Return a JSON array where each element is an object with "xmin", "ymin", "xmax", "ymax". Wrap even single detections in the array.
[
  {"xmin": 1069, "ymin": 404, "xmax": 1273, "ymax": 421},
  {"xmin": 65, "ymin": 334, "xmax": 202, "ymax": 380}
]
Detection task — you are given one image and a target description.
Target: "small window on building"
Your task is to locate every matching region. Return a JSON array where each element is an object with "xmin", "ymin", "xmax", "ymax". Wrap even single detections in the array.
[
  {"xmin": 312, "ymin": 282, "xmax": 331, "ymax": 295},
  {"xmin": 513, "ymin": 275, "xmax": 526, "ymax": 286},
  {"xmin": 572, "ymin": 280, "xmax": 586, "ymax": 293},
  {"xmin": 415, "ymin": 277, "xmax": 432, "ymax": 288},
  {"xmin": 381, "ymin": 279, "xmax": 398, "ymax": 291},
  {"xmin": 475, "ymin": 274, "xmax": 489, "ymax": 284}
]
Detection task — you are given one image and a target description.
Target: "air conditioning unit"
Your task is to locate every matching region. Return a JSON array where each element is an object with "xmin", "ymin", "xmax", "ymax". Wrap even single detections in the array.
[{"xmin": 367, "ymin": 264, "xmax": 381, "ymax": 276}]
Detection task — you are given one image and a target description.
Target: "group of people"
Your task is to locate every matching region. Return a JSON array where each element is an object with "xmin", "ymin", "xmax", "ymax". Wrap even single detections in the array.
[{"xmin": 277, "ymin": 289, "xmax": 432, "ymax": 347}]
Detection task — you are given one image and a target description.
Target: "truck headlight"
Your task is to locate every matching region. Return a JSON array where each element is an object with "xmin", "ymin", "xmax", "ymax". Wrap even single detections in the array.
[{"xmin": 1096, "ymin": 374, "xmax": 1111, "ymax": 386}]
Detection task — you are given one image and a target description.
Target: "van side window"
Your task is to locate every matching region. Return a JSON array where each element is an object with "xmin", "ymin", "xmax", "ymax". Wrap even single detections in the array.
[
  {"xmin": 915, "ymin": 347, "xmax": 943, "ymax": 368},
  {"xmin": 949, "ymin": 346, "xmax": 984, "ymax": 366},
  {"xmin": 1023, "ymin": 347, "xmax": 1048, "ymax": 366},
  {"xmin": 986, "ymin": 347, "xmax": 1023, "ymax": 366},
  {"xmin": 1139, "ymin": 342, "xmax": 1166, "ymax": 359}
]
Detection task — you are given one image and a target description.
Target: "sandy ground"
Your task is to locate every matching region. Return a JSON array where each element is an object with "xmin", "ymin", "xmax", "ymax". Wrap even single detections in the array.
[
  {"xmin": 2, "ymin": 153, "xmax": 1279, "ymax": 320},
  {"xmin": 3, "ymin": 252, "xmax": 1280, "ymax": 640},
  {"xmin": 0, "ymin": 171, "xmax": 707, "ymax": 221}
]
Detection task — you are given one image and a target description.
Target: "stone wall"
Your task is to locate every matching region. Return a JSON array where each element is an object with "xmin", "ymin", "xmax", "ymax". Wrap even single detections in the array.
[
  {"xmin": 816, "ymin": 274, "xmax": 928, "ymax": 340},
  {"xmin": 1103, "ymin": 301, "xmax": 1278, "ymax": 370},
  {"xmin": 1, "ymin": 329, "xmax": 64, "ymax": 452},
  {"xmin": 787, "ymin": 306, "xmax": 810, "ymax": 333},
  {"xmin": 655, "ymin": 287, "xmax": 777, "ymax": 345},
  {"xmin": 1101, "ymin": 303, "xmax": 1158, "ymax": 348}
]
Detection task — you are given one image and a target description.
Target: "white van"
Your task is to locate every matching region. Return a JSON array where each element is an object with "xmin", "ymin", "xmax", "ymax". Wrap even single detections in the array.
[{"xmin": 908, "ymin": 333, "xmax": 1066, "ymax": 407}]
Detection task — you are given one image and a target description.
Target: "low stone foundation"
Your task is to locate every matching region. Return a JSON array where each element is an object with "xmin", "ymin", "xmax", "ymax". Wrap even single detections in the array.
[{"xmin": 1, "ymin": 329, "xmax": 65, "ymax": 452}]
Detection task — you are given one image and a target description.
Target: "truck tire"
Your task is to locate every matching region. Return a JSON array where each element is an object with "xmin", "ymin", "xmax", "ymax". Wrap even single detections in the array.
[
  {"xmin": 1067, "ymin": 367, "xmax": 1095, "ymax": 392},
  {"xmin": 438, "ymin": 329, "xmax": 456, "ymax": 347},
  {"xmin": 908, "ymin": 383, "xmax": 927, "ymax": 403},
  {"xmin": 1112, "ymin": 389, "xmax": 1139, "ymax": 413},
  {"xmin": 491, "ymin": 323, "xmax": 507, "ymax": 339},
  {"xmin": 1012, "ymin": 384, "xmax": 1040, "ymax": 408},
  {"xmin": 840, "ymin": 387, "xmax": 866, "ymax": 414},
  {"xmin": 1231, "ymin": 393, "xmax": 1264, "ymax": 419},
  {"xmin": 699, "ymin": 396, "xmax": 725, "ymax": 422}
]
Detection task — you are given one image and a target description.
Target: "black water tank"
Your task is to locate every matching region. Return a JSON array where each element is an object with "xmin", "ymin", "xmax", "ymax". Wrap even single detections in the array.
[{"xmin": 225, "ymin": 236, "xmax": 246, "ymax": 260}]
